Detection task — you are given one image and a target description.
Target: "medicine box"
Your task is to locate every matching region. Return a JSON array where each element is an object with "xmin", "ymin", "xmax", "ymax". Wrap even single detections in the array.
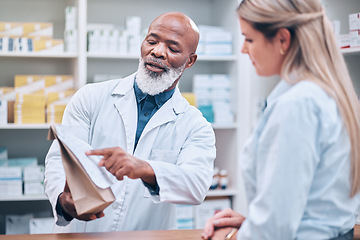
[
  {"xmin": 23, "ymin": 165, "xmax": 44, "ymax": 182},
  {"xmin": 7, "ymin": 157, "xmax": 37, "ymax": 167},
  {"xmin": 349, "ymin": 13, "xmax": 360, "ymax": 31},
  {"xmin": 24, "ymin": 181, "xmax": 44, "ymax": 195}
]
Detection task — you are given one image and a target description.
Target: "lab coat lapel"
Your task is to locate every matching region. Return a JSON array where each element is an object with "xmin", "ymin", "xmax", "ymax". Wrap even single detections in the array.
[
  {"xmin": 139, "ymin": 88, "xmax": 188, "ymax": 143},
  {"xmin": 112, "ymin": 73, "xmax": 137, "ymax": 153}
]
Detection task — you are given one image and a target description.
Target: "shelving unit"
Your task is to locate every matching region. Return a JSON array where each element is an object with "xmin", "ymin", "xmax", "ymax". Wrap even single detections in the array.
[
  {"xmin": 323, "ymin": 0, "xmax": 360, "ymax": 96},
  {"xmin": 0, "ymin": 0, "xmax": 243, "ymax": 233}
]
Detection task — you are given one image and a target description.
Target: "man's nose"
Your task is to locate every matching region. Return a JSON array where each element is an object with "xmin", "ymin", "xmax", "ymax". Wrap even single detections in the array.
[{"xmin": 151, "ymin": 43, "xmax": 166, "ymax": 59}]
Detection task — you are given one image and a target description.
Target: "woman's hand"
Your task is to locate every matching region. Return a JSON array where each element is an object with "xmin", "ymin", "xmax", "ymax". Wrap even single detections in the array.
[{"xmin": 201, "ymin": 208, "xmax": 245, "ymax": 239}]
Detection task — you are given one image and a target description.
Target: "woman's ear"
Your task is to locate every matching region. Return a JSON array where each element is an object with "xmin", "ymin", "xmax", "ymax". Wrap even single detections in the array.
[{"xmin": 277, "ymin": 28, "xmax": 291, "ymax": 53}]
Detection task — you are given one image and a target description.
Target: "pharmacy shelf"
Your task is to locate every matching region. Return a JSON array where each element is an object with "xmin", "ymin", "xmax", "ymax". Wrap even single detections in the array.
[
  {"xmin": 0, "ymin": 195, "xmax": 48, "ymax": 202},
  {"xmin": 87, "ymin": 53, "xmax": 237, "ymax": 61},
  {"xmin": 197, "ymin": 55, "xmax": 238, "ymax": 61},
  {"xmin": 0, "ymin": 52, "xmax": 78, "ymax": 58},
  {"xmin": 206, "ymin": 188, "xmax": 237, "ymax": 197},
  {"xmin": 211, "ymin": 123, "xmax": 238, "ymax": 129},
  {"xmin": 0, "ymin": 124, "xmax": 52, "ymax": 130},
  {"xmin": 87, "ymin": 53, "xmax": 139, "ymax": 59},
  {"xmin": 341, "ymin": 47, "xmax": 360, "ymax": 56}
]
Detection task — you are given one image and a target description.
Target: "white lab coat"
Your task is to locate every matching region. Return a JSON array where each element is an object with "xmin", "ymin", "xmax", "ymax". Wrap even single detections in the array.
[{"xmin": 44, "ymin": 73, "xmax": 216, "ymax": 233}]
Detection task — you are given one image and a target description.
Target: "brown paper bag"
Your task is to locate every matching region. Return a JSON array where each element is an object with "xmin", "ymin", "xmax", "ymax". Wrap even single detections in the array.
[{"xmin": 47, "ymin": 125, "xmax": 115, "ymax": 216}]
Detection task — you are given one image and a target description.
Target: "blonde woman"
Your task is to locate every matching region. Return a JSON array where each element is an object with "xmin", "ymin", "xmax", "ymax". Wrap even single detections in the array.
[{"xmin": 202, "ymin": 0, "xmax": 360, "ymax": 239}]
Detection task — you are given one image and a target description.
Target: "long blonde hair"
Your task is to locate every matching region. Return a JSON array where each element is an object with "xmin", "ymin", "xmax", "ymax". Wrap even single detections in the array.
[{"xmin": 238, "ymin": 0, "xmax": 360, "ymax": 197}]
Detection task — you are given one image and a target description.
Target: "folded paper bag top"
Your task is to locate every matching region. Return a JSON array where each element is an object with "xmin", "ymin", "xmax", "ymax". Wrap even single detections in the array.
[{"xmin": 47, "ymin": 125, "xmax": 116, "ymax": 216}]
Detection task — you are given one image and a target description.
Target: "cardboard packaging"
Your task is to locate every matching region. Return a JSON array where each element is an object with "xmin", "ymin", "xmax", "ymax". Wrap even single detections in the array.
[
  {"xmin": 47, "ymin": 125, "xmax": 115, "ymax": 215},
  {"xmin": 23, "ymin": 22, "xmax": 53, "ymax": 38},
  {"xmin": 0, "ymin": 22, "xmax": 22, "ymax": 36},
  {"xmin": 32, "ymin": 39, "xmax": 64, "ymax": 53}
]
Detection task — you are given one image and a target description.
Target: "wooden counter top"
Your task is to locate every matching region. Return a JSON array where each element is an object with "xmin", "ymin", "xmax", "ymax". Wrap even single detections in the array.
[
  {"xmin": 0, "ymin": 225, "xmax": 359, "ymax": 240},
  {"xmin": 0, "ymin": 229, "xmax": 204, "ymax": 240}
]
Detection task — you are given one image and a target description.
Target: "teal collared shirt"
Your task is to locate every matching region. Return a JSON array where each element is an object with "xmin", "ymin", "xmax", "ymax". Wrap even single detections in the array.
[
  {"xmin": 134, "ymin": 81, "xmax": 175, "ymax": 195},
  {"xmin": 134, "ymin": 81, "xmax": 175, "ymax": 150}
]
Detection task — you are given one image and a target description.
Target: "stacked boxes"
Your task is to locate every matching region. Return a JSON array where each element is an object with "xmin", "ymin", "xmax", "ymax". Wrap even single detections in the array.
[
  {"xmin": 47, "ymin": 93, "xmax": 75, "ymax": 124},
  {"xmin": 0, "ymin": 21, "xmax": 65, "ymax": 53},
  {"xmin": 0, "ymin": 167, "xmax": 22, "ymax": 197},
  {"xmin": 197, "ymin": 25, "xmax": 233, "ymax": 56},
  {"xmin": 87, "ymin": 16, "xmax": 143, "ymax": 55},
  {"xmin": 0, "ymin": 153, "xmax": 44, "ymax": 196},
  {"xmin": 333, "ymin": 13, "xmax": 360, "ymax": 49},
  {"xmin": 15, "ymin": 92, "xmax": 45, "ymax": 124},
  {"xmin": 23, "ymin": 165, "xmax": 45, "ymax": 195},
  {"xmin": 11, "ymin": 75, "xmax": 75, "ymax": 124},
  {"xmin": 175, "ymin": 205, "xmax": 194, "ymax": 229},
  {"xmin": 193, "ymin": 74, "xmax": 234, "ymax": 124},
  {"xmin": 64, "ymin": 6, "xmax": 77, "ymax": 52},
  {"xmin": 349, "ymin": 13, "xmax": 360, "ymax": 48}
]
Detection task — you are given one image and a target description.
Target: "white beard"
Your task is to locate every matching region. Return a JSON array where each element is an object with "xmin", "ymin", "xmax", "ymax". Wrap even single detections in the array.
[{"xmin": 135, "ymin": 58, "xmax": 186, "ymax": 96}]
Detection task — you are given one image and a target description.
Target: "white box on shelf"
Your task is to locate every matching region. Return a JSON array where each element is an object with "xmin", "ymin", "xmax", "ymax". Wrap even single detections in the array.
[
  {"xmin": 0, "ymin": 180, "xmax": 22, "ymax": 196},
  {"xmin": 6, "ymin": 214, "xmax": 33, "ymax": 234},
  {"xmin": 0, "ymin": 166, "xmax": 22, "ymax": 179},
  {"xmin": 128, "ymin": 34, "xmax": 142, "ymax": 55},
  {"xmin": 29, "ymin": 217, "xmax": 54, "ymax": 234},
  {"xmin": 211, "ymin": 89, "xmax": 231, "ymax": 100},
  {"xmin": 211, "ymin": 74, "xmax": 231, "ymax": 88},
  {"xmin": 64, "ymin": 29, "xmax": 77, "ymax": 52},
  {"xmin": 204, "ymin": 31, "xmax": 232, "ymax": 44},
  {"xmin": 337, "ymin": 34, "xmax": 351, "ymax": 49},
  {"xmin": 7, "ymin": 157, "xmax": 37, "ymax": 167},
  {"xmin": 204, "ymin": 43, "xmax": 232, "ymax": 56},
  {"xmin": 108, "ymin": 29, "xmax": 119, "ymax": 53},
  {"xmin": 126, "ymin": 16, "xmax": 141, "ymax": 37},
  {"xmin": 117, "ymin": 31, "xmax": 128, "ymax": 54},
  {"xmin": 194, "ymin": 198, "xmax": 231, "ymax": 229},
  {"xmin": 23, "ymin": 165, "xmax": 44, "ymax": 182},
  {"xmin": 0, "ymin": 99, "xmax": 7, "ymax": 125},
  {"xmin": 99, "ymin": 29, "xmax": 110, "ymax": 53},
  {"xmin": 193, "ymin": 74, "xmax": 212, "ymax": 89},
  {"xmin": 24, "ymin": 181, "xmax": 44, "ymax": 195},
  {"xmin": 349, "ymin": 13, "xmax": 360, "ymax": 31},
  {"xmin": 65, "ymin": 6, "xmax": 77, "ymax": 30},
  {"xmin": 350, "ymin": 30, "xmax": 360, "ymax": 48},
  {"xmin": 175, "ymin": 205, "xmax": 194, "ymax": 229}
]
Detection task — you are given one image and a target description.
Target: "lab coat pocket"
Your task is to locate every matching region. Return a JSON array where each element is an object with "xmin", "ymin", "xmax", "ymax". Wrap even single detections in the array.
[{"xmin": 149, "ymin": 149, "xmax": 179, "ymax": 165}]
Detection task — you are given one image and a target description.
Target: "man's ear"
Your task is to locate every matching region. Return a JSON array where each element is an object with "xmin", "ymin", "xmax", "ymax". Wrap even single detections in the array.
[
  {"xmin": 277, "ymin": 28, "xmax": 291, "ymax": 53},
  {"xmin": 186, "ymin": 53, "xmax": 198, "ymax": 69}
]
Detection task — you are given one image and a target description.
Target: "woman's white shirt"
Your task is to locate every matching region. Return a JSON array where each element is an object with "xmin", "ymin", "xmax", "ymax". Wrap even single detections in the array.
[{"xmin": 238, "ymin": 80, "xmax": 359, "ymax": 239}]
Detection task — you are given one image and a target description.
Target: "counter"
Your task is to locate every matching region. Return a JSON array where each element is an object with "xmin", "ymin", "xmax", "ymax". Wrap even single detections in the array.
[{"xmin": 1, "ymin": 226, "xmax": 360, "ymax": 240}]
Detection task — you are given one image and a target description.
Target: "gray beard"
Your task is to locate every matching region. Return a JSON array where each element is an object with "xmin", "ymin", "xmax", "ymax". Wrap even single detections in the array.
[{"xmin": 135, "ymin": 58, "xmax": 186, "ymax": 96}]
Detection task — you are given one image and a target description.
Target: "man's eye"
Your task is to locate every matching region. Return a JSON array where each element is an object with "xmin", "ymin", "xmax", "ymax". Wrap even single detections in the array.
[
  {"xmin": 147, "ymin": 40, "xmax": 156, "ymax": 45},
  {"xmin": 169, "ymin": 47, "xmax": 179, "ymax": 53},
  {"xmin": 245, "ymin": 39, "xmax": 253, "ymax": 43}
]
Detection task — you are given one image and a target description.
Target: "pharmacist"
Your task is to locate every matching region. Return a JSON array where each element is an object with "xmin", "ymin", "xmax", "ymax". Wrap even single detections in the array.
[{"xmin": 44, "ymin": 12, "xmax": 216, "ymax": 233}]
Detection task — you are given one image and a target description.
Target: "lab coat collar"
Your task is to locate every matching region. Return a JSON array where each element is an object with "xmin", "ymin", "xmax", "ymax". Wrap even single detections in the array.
[
  {"xmin": 111, "ymin": 72, "xmax": 137, "ymax": 96},
  {"xmin": 266, "ymin": 80, "xmax": 292, "ymax": 106},
  {"xmin": 266, "ymin": 73, "xmax": 299, "ymax": 107}
]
